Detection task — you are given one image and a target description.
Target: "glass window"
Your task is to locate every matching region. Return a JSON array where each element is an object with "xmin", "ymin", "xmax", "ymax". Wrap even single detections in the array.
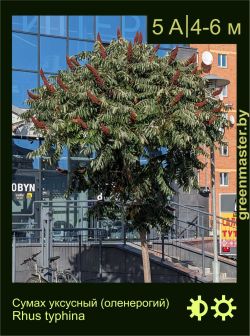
[
  {"xmin": 220, "ymin": 172, "xmax": 229, "ymax": 186},
  {"xmin": 218, "ymin": 54, "xmax": 227, "ymax": 67},
  {"xmin": 58, "ymin": 147, "xmax": 68, "ymax": 170},
  {"xmin": 157, "ymin": 49, "xmax": 168, "ymax": 57},
  {"xmin": 40, "ymin": 16, "xmax": 67, "ymax": 37},
  {"xmin": 220, "ymin": 194, "xmax": 236, "ymax": 212},
  {"xmin": 69, "ymin": 40, "xmax": 93, "ymax": 60},
  {"xmin": 96, "ymin": 16, "xmax": 121, "ymax": 42},
  {"xmin": 12, "ymin": 71, "xmax": 38, "ymax": 108},
  {"xmin": 222, "ymin": 85, "xmax": 228, "ymax": 97},
  {"xmin": 40, "ymin": 36, "xmax": 66, "ymax": 73},
  {"xmin": 12, "ymin": 138, "xmax": 40, "ymax": 170},
  {"xmin": 220, "ymin": 143, "xmax": 229, "ymax": 156},
  {"xmin": 41, "ymin": 171, "xmax": 68, "ymax": 200},
  {"xmin": 160, "ymin": 44, "xmax": 187, "ymax": 50},
  {"xmin": 69, "ymin": 16, "xmax": 95, "ymax": 40},
  {"xmin": 12, "ymin": 16, "xmax": 38, "ymax": 33},
  {"xmin": 122, "ymin": 16, "xmax": 147, "ymax": 42},
  {"xmin": 163, "ymin": 44, "xmax": 178, "ymax": 49},
  {"xmin": 41, "ymin": 146, "xmax": 68, "ymax": 170},
  {"xmin": 12, "ymin": 33, "xmax": 38, "ymax": 70}
]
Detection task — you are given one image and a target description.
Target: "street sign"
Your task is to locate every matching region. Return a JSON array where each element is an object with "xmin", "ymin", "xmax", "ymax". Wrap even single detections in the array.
[{"xmin": 219, "ymin": 213, "xmax": 237, "ymax": 256}]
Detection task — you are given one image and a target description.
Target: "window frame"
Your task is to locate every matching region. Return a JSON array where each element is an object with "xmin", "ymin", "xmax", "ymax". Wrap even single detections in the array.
[
  {"xmin": 222, "ymin": 85, "xmax": 228, "ymax": 97},
  {"xmin": 40, "ymin": 16, "xmax": 67, "ymax": 37},
  {"xmin": 220, "ymin": 172, "xmax": 229, "ymax": 186},
  {"xmin": 218, "ymin": 53, "xmax": 227, "ymax": 68},
  {"xmin": 40, "ymin": 35, "xmax": 67, "ymax": 73},
  {"xmin": 12, "ymin": 16, "xmax": 38, "ymax": 34},
  {"xmin": 11, "ymin": 16, "xmax": 149, "ymax": 108},
  {"xmin": 12, "ymin": 32, "xmax": 39, "ymax": 71},
  {"xmin": 220, "ymin": 142, "xmax": 229, "ymax": 156}
]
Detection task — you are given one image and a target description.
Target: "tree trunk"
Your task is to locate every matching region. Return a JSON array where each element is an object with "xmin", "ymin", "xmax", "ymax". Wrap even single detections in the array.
[{"xmin": 139, "ymin": 228, "xmax": 152, "ymax": 283}]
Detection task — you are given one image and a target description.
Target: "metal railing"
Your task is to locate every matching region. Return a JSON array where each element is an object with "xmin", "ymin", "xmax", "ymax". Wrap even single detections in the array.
[
  {"xmin": 125, "ymin": 201, "xmax": 237, "ymax": 281},
  {"xmin": 12, "ymin": 200, "xmax": 237, "ymax": 283}
]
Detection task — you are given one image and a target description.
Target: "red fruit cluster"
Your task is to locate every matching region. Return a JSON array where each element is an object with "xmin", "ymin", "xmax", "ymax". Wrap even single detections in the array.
[
  {"xmin": 153, "ymin": 44, "xmax": 160, "ymax": 53},
  {"xmin": 195, "ymin": 100, "xmax": 207, "ymax": 108},
  {"xmin": 72, "ymin": 117, "xmax": 88, "ymax": 130},
  {"xmin": 127, "ymin": 42, "xmax": 133, "ymax": 62},
  {"xmin": 56, "ymin": 76, "xmax": 68, "ymax": 91},
  {"xmin": 39, "ymin": 69, "xmax": 49, "ymax": 86},
  {"xmin": 31, "ymin": 116, "xmax": 47, "ymax": 130},
  {"xmin": 97, "ymin": 32, "xmax": 103, "ymax": 44},
  {"xmin": 40, "ymin": 69, "xmax": 56, "ymax": 93},
  {"xmin": 185, "ymin": 53, "xmax": 196, "ymax": 66},
  {"xmin": 172, "ymin": 91, "xmax": 184, "ymax": 105},
  {"xmin": 87, "ymin": 91, "xmax": 101, "ymax": 105},
  {"xmin": 213, "ymin": 105, "xmax": 222, "ymax": 113},
  {"xmin": 100, "ymin": 124, "xmax": 110, "ymax": 136},
  {"xmin": 86, "ymin": 64, "xmax": 104, "ymax": 87},
  {"xmin": 134, "ymin": 31, "xmax": 143, "ymax": 44},
  {"xmin": 171, "ymin": 70, "xmax": 180, "ymax": 84},
  {"xmin": 27, "ymin": 90, "xmax": 40, "ymax": 100},
  {"xmin": 134, "ymin": 32, "xmax": 138, "ymax": 43},
  {"xmin": 71, "ymin": 57, "xmax": 80, "ymax": 66},
  {"xmin": 66, "ymin": 56, "xmax": 75, "ymax": 70},
  {"xmin": 130, "ymin": 111, "xmax": 137, "ymax": 123},
  {"xmin": 212, "ymin": 87, "xmax": 223, "ymax": 97},
  {"xmin": 168, "ymin": 47, "xmax": 178, "ymax": 64},
  {"xmin": 207, "ymin": 116, "xmax": 218, "ymax": 125},
  {"xmin": 99, "ymin": 43, "xmax": 107, "ymax": 59},
  {"xmin": 201, "ymin": 62, "xmax": 211, "ymax": 73},
  {"xmin": 192, "ymin": 66, "xmax": 199, "ymax": 75},
  {"xmin": 117, "ymin": 28, "xmax": 122, "ymax": 39}
]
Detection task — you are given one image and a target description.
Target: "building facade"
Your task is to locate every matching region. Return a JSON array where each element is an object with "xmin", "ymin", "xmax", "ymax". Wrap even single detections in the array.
[{"xmin": 190, "ymin": 44, "xmax": 237, "ymax": 223}]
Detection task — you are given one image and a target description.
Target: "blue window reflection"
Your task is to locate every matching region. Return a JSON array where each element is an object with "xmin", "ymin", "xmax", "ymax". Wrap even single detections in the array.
[
  {"xmin": 140, "ymin": 147, "xmax": 168, "ymax": 166},
  {"xmin": 12, "ymin": 33, "xmax": 38, "ymax": 70},
  {"xmin": 69, "ymin": 40, "xmax": 93, "ymax": 65},
  {"xmin": 122, "ymin": 16, "xmax": 147, "ymax": 42},
  {"xmin": 161, "ymin": 44, "xmax": 187, "ymax": 50},
  {"xmin": 12, "ymin": 139, "xmax": 40, "ymax": 170},
  {"xmin": 12, "ymin": 16, "xmax": 38, "ymax": 33},
  {"xmin": 40, "ymin": 16, "xmax": 67, "ymax": 37},
  {"xmin": 160, "ymin": 44, "xmax": 174, "ymax": 49},
  {"xmin": 41, "ymin": 146, "xmax": 68, "ymax": 170},
  {"xmin": 58, "ymin": 147, "xmax": 68, "ymax": 169},
  {"xmin": 157, "ymin": 49, "xmax": 168, "ymax": 57},
  {"xmin": 96, "ymin": 16, "xmax": 121, "ymax": 42},
  {"xmin": 40, "ymin": 36, "xmax": 66, "ymax": 73},
  {"xmin": 69, "ymin": 16, "xmax": 94, "ymax": 40},
  {"xmin": 218, "ymin": 54, "xmax": 227, "ymax": 67},
  {"xmin": 12, "ymin": 71, "xmax": 38, "ymax": 108},
  {"xmin": 69, "ymin": 40, "xmax": 93, "ymax": 56}
]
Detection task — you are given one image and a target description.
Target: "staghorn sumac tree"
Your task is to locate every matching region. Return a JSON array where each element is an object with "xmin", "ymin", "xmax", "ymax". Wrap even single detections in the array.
[{"xmin": 23, "ymin": 30, "xmax": 228, "ymax": 283}]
